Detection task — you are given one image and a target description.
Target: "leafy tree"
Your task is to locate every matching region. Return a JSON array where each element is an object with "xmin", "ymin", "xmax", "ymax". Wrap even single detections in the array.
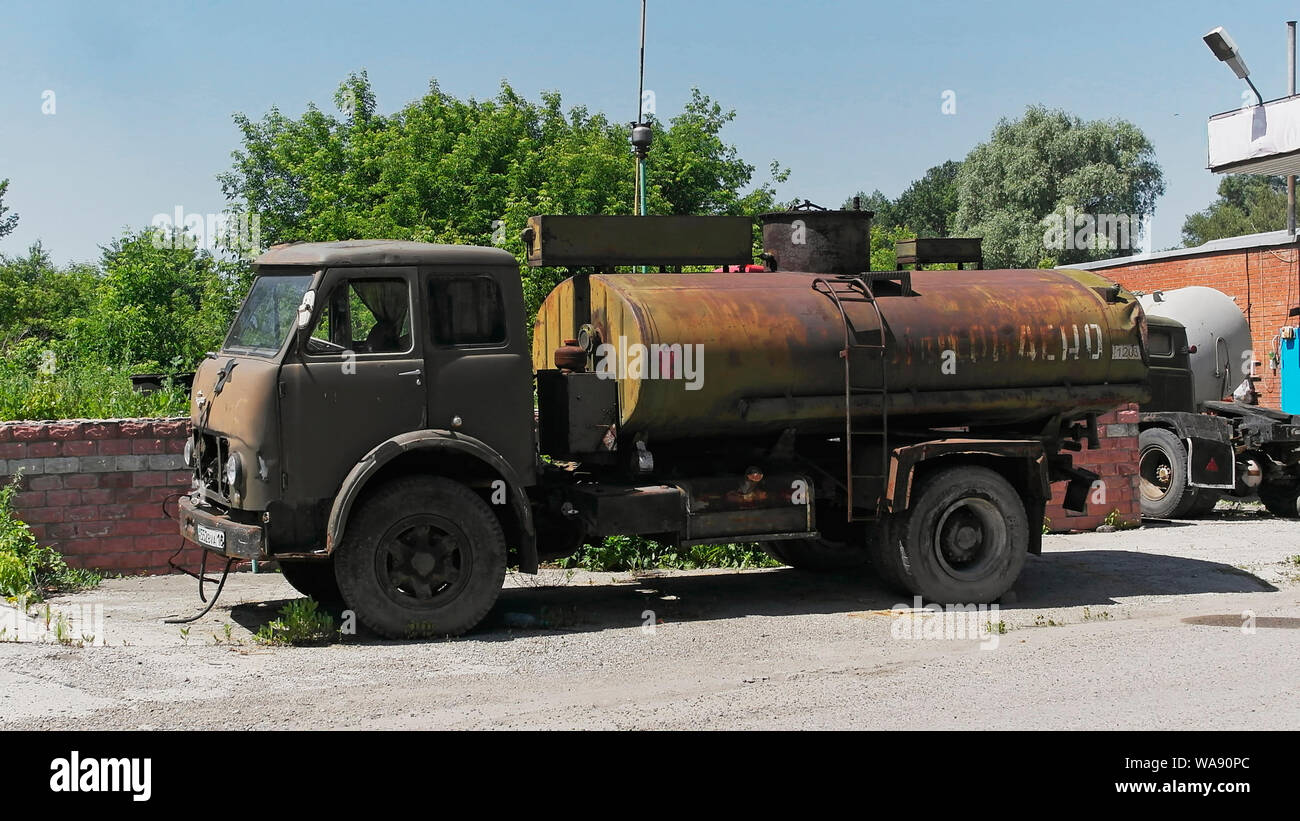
[
  {"xmin": 1181, "ymin": 175, "xmax": 1287, "ymax": 247},
  {"xmin": 953, "ymin": 105, "xmax": 1164, "ymax": 268},
  {"xmin": 894, "ymin": 160, "xmax": 962, "ymax": 238},
  {"xmin": 0, "ymin": 242, "xmax": 97, "ymax": 349},
  {"xmin": 841, "ymin": 190, "xmax": 896, "ymax": 229},
  {"xmin": 67, "ymin": 229, "xmax": 250, "ymax": 371},
  {"xmin": 0, "ymin": 179, "xmax": 17, "ymax": 239},
  {"xmin": 220, "ymin": 72, "xmax": 782, "ymax": 318}
]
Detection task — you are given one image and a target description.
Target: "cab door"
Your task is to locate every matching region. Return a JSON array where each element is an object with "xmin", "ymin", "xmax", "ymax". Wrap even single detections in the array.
[
  {"xmin": 423, "ymin": 266, "xmax": 536, "ymax": 481},
  {"xmin": 280, "ymin": 266, "xmax": 427, "ymax": 503}
]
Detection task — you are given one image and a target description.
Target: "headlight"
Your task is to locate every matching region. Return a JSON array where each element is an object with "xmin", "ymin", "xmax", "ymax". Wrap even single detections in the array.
[
  {"xmin": 183, "ymin": 437, "xmax": 194, "ymax": 468},
  {"xmin": 225, "ymin": 453, "xmax": 243, "ymax": 488}
]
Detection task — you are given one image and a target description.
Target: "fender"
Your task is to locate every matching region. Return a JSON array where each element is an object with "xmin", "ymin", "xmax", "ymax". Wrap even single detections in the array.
[{"xmin": 325, "ymin": 429, "xmax": 538, "ymax": 573}]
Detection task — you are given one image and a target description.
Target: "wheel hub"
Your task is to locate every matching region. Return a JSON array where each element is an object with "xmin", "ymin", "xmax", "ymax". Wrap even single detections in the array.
[
  {"xmin": 376, "ymin": 517, "xmax": 472, "ymax": 605},
  {"xmin": 933, "ymin": 498, "xmax": 1006, "ymax": 582}
]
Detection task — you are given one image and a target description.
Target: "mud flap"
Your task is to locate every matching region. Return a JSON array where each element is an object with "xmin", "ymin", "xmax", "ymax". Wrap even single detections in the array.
[{"xmin": 1187, "ymin": 436, "xmax": 1236, "ymax": 490}]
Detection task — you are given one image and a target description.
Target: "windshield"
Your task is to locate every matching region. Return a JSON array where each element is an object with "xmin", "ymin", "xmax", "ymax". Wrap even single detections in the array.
[{"xmin": 223, "ymin": 273, "xmax": 315, "ymax": 356}]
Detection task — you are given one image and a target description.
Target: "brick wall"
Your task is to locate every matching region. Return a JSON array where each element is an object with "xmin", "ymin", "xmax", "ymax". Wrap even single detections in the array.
[
  {"xmin": 1096, "ymin": 244, "xmax": 1299, "ymax": 409},
  {"xmin": 0, "ymin": 419, "xmax": 198, "ymax": 575},
  {"xmin": 1044, "ymin": 404, "xmax": 1141, "ymax": 532}
]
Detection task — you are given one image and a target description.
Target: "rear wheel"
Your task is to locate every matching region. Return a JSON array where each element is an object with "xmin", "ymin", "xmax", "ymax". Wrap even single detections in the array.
[
  {"xmin": 278, "ymin": 559, "xmax": 343, "ymax": 606},
  {"xmin": 1258, "ymin": 470, "xmax": 1300, "ymax": 518},
  {"xmin": 879, "ymin": 465, "xmax": 1028, "ymax": 604},
  {"xmin": 334, "ymin": 476, "xmax": 507, "ymax": 638},
  {"xmin": 1139, "ymin": 428, "xmax": 1197, "ymax": 518}
]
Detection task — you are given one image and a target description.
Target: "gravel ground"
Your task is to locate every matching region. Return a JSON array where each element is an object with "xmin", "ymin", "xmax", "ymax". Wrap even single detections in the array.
[{"xmin": 3, "ymin": 508, "xmax": 1299, "ymax": 730}]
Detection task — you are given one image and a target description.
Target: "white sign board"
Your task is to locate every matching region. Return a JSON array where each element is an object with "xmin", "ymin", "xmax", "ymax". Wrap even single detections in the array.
[{"xmin": 1208, "ymin": 94, "xmax": 1300, "ymax": 175}]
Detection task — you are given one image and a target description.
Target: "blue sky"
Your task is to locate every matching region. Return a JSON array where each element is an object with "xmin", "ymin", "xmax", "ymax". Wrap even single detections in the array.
[{"xmin": 0, "ymin": 0, "xmax": 1295, "ymax": 264}]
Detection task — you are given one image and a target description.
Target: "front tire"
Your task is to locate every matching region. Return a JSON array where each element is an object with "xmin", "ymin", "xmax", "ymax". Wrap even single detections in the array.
[
  {"xmin": 879, "ymin": 465, "xmax": 1028, "ymax": 604},
  {"xmin": 1139, "ymin": 428, "xmax": 1197, "ymax": 518},
  {"xmin": 334, "ymin": 476, "xmax": 507, "ymax": 638}
]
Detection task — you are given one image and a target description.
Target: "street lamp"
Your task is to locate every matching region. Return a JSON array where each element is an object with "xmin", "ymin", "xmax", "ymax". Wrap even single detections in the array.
[{"xmin": 1204, "ymin": 26, "xmax": 1265, "ymax": 105}]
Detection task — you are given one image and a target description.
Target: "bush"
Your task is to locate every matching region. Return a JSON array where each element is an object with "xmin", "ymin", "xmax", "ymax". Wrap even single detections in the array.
[
  {"xmin": 0, "ymin": 476, "xmax": 100, "ymax": 600},
  {"xmin": 0, "ymin": 361, "xmax": 188, "ymax": 422}
]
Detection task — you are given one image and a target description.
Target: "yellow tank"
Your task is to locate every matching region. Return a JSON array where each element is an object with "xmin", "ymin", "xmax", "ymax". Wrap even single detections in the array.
[{"xmin": 532, "ymin": 268, "xmax": 1149, "ymax": 439}]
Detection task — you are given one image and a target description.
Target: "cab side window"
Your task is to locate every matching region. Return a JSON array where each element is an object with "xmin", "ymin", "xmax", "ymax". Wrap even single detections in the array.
[
  {"xmin": 308, "ymin": 279, "xmax": 412, "ymax": 355},
  {"xmin": 429, "ymin": 275, "xmax": 506, "ymax": 346}
]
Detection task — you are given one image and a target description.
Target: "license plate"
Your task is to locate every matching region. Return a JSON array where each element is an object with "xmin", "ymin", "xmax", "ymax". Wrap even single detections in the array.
[{"xmin": 196, "ymin": 525, "xmax": 226, "ymax": 549}]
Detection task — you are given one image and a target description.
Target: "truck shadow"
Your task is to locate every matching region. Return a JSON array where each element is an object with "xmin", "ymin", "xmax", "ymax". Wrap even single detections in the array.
[{"xmin": 227, "ymin": 550, "xmax": 1278, "ymax": 642}]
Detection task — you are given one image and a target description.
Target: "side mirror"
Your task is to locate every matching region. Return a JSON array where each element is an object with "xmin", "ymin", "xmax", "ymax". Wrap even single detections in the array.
[{"xmin": 295, "ymin": 290, "xmax": 316, "ymax": 349}]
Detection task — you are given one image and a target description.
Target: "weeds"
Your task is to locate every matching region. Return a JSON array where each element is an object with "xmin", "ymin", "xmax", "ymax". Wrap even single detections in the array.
[
  {"xmin": 255, "ymin": 598, "xmax": 337, "ymax": 646},
  {"xmin": 0, "ymin": 475, "xmax": 101, "ymax": 601},
  {"xmin": 557, "ymin": 535, "xmax": 779, "ymax": 572}
]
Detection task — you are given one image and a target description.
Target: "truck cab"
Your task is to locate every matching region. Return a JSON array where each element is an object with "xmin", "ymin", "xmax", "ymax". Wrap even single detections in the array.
[{"xmin": 179, "ymin": 241, "xmax": 538, "ymax": 635}]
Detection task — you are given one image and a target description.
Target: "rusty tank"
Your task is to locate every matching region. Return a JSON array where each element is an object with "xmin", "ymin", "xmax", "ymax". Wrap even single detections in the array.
[{"xmin": 531, "ymin": 208, "xmax": 1150, "ymax": 441}]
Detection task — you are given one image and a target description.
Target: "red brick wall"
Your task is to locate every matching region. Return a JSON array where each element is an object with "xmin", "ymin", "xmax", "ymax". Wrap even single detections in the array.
[
  {"xmin": 1044, "ymin": 404, "xmax": 1141, "ymax": 532},
  {"xmin": 1097, "ymin": 245, "xmax": 1300, "ymax": 409},
  {"xmin": 0, "ymin": 419, "xmax": 201, "ymax": 575}
]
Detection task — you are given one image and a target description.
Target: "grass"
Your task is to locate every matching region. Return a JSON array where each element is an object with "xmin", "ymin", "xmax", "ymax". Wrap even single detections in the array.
[
  {"xmin": 0, "ymin": 363, "xmax": 188, "ymax": 421},
  {"xmin": 556, "ymin": 535, "xmax": 780, "ymax": 572},
  {"xmin": 0, "ymin": 475, "xmax": 100, "ymax": 602},
  {"xmin": 255, "ymin": 598, "xmax": 338, "ymax": 646}
]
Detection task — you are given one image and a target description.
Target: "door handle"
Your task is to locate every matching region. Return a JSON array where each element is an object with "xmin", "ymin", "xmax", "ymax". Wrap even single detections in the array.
[{"xmin": 398, "ymin": 368, "xmax": 422, "ymax": 386}]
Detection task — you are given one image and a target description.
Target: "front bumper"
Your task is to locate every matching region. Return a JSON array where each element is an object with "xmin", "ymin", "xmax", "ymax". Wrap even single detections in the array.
[{"xmin": 178, "ymin": 496, "xmax": 266, "ymax": 559}]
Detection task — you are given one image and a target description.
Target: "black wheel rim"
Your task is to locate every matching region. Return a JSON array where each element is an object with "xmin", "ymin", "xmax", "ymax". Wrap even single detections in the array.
[
  {"xmin": 1139, "ymin": 445, "xmax": 1173, "ymax": 502},
  {"xmin": 932, "ymin": 498, "xmax": 1007, "ymax": 582},
  {"xmin": 374, "ymin": 514, "xmax": 473, "ymax": 607}
]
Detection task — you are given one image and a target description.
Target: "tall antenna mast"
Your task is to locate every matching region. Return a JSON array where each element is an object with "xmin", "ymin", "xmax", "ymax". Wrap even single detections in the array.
[{"xmin": 630, "ymin": 0, "xmax": 652, "ymax": 219}]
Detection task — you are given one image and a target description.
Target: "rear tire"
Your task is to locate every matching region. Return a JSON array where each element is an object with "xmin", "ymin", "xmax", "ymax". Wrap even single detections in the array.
[
  {"xmin": 334, "ymin": 476, "xmax": 507, "ymax": 638},
  {"xmin": 1139, "ymin": 428, "xmax": 1197, "ymax": 518},
  {"xmin": 1258, "ymin": 471, "xmax": 1300, "ymax": 518},
  {"xmin": 278, "ymin": 559, "xmax": 343, "ymax": 606},
  {"xmin": 881, "ymin": 465, "xmax": 1028, "ymax": 604}
]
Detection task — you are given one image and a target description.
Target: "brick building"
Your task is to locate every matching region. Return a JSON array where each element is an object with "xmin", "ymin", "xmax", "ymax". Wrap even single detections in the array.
[{"xmin": 1071, "ymin": 230, "xmax": 1300, "ymax": 409}]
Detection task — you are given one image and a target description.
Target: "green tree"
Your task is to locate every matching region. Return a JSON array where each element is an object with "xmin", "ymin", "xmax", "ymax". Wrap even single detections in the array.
[
  {"xmin": 220, "ymin": 73, "xmax": 781, "ymax": 318},
  {"xmin": 0, "ymin": 242, "xmax": 98, "ymax": 350},
  {"xmin": 1181, "ymin": 175, "xmax": 1286, "ymax": 246},
  {"xmin": 0, "ymin": 179, "xmax": 17, "ymax": 239},
  {"xmin": 69, "ymin": 229, "xmax": 249, "ymax": 371},
  {"xmin": 841, "ymin": 190, "xmax": 896, "ymax": 229},
  {"xmin": 894, "ymin": 160, "xmax": 962, "ymax": 237},
  {"xmin": 953, "ymin": 105, "xmax": 1164, "ymax": 268}
]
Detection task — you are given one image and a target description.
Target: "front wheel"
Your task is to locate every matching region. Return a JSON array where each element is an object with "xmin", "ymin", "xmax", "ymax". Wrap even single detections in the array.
[
  {"xmin": 334, "ymin": 476, "xmax": 507, "ymax": 638},
  {"xmin": 1138, "ymin": 428, "xmax": 1198, "ymax": 518},
  {"xmin": 877, "ymin": 465, "xmax": 1028, "ymax": 604}
]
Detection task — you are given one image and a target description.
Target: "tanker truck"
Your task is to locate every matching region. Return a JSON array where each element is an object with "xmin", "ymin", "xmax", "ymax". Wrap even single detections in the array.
[
  {"xmin": 176, "ymin": 209, "xmax": 1150, "ymax": 637},
  {"xmin": 1136, "ymin": 286, "xmax": 1300, "ymax": 518}
]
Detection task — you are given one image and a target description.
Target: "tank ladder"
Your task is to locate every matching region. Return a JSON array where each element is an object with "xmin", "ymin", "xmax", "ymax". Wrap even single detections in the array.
[{"xmin": 812, "ymin": 274, "xmax": 904, "ymax": 521}]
